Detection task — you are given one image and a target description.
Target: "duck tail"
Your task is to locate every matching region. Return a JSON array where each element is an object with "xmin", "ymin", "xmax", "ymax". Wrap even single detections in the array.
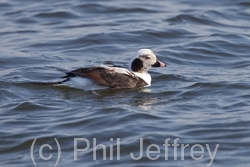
[{"xmin": 23, "ymin": 81, "xmax": 64, "ymax": 86}]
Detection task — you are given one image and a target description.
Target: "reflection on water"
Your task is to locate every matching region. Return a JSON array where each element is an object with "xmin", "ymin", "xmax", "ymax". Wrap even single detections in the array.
[{"xmin": 134, "ymin": 97, "xmax": 157, "ymax": 110}]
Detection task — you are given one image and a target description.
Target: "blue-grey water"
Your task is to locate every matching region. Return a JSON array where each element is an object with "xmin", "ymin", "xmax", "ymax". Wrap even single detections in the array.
[{"xmin": 0, "ymin": 0, "xmax": 250, "ymax": 167}]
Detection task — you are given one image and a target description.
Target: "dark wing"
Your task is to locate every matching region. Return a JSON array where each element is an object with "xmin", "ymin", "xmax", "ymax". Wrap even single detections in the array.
[
  {"xmin": 62, "ymin": 67, "xmax": 109, "ymax": 86},
  {"xmin": 62, "ymin": 67, "xmax": 148, "ymax": 89},
  {"xmin": 99, "ymin": 69, "xmax": 148, "ymax": 89}
]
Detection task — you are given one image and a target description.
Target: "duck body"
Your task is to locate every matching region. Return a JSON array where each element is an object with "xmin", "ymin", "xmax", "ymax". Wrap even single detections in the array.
[
  {"xmin": 61, "ymin": 49, "xmax": 165, "ymax": 90},
  {"xmin": 62, "ymin": 65, "xmax": 149, "ymax": 90}
]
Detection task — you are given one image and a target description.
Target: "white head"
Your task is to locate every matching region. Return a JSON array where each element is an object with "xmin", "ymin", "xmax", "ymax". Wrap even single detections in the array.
[{"xmin": 129, "ymin": 49, "xmax": 165, "ymax": 73}]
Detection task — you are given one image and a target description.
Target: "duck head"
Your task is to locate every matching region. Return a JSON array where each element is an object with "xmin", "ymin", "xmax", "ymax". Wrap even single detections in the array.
[{"xmin": 129, "ymin": 49, "xmax": 166, "ymax": 73}]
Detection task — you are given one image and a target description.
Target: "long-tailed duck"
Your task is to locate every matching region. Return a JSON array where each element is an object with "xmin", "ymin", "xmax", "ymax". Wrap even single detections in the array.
[{"xmin": 59, "ymin": 49, "xmax": 165, "ymax": 90}]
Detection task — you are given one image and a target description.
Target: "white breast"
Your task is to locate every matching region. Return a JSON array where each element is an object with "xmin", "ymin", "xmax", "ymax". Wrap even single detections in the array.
[{"xmin": 132, "ymin": 72, "xmax": 151, "ymax": 85}]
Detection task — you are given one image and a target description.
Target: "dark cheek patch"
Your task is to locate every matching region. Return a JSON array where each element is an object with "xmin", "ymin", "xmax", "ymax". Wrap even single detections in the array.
[{"xmin": 131, "ymin": 58, "xmax": 143, "ymax": 72}]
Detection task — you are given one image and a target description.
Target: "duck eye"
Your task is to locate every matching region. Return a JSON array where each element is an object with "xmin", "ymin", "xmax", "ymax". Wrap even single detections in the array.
[{"xmin": 145, "ymin": 56, "xmax": 150, "ymax": 60}]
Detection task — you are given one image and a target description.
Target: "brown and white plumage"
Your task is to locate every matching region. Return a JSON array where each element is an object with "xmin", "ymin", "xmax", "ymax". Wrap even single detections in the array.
[
  {"xmin": 61, "ymin": 49, "xmax": 165, "ymax": 90},
  {"xmin": 62, "ymin": 66, "xmax": 147, "ymax": 89}
]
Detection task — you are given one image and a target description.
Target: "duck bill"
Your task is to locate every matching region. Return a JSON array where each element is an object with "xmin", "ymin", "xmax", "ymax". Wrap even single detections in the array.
[{"xmin": 152, "ymin": 60, "xmax": 166, "ymax": 67}]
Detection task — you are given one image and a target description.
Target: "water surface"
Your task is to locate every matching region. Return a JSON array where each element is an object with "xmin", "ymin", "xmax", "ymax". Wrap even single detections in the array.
[{"xmin": 0, "ymin": 0, "xmax": 250, "ymax": 166}]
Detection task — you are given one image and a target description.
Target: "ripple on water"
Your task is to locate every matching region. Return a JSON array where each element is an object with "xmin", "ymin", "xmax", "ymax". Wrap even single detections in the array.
[
  {"xmin": 74, "ymin": 3, "xmax": 158, "ymax": 14},
  {"xmin": 34, "ymin": 11, "xmax": 80, "ymax": 19}
]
